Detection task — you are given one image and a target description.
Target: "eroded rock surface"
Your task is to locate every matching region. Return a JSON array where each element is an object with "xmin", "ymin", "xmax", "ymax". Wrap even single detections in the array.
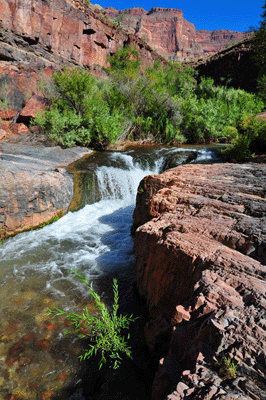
[
  {"xmin": 0, "ymin": 0, "xmax": 163, "ymax": 70},
  {"xmin": 0, "ymin": 143, "xmax": 90, "ymax": 239},
  {"xmin": 104, "ymin": 7, "xmax": 248, "ymax": 61},
  {"xmin": 133, "ymin": 163, "xmax": 266, "ymax": 399}
]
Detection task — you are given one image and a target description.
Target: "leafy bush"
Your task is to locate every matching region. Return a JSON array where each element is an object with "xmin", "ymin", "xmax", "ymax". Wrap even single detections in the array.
[
  {"xmin": 223, "ymin": 115, "xmax": 266, "ymax": 160},
  {"xmin": 48, "ymin": 274, "xmax": 135, "ymax": 370},
  {"xmin": 34, "ymin": 69, "xmax": 125, "ymax": 149},
  {"xmin": 34, "ymin": 49, "xmax": 264, "ymax": 148},
  {"xmin": 178, "ymin": 77, "xmax": 264, "ymax": 143}
]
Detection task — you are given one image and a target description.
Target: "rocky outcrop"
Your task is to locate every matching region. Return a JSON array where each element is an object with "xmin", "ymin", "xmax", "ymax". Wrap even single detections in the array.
[
  {"xmin": 0, "ymin": 0, "xmax": 164, "ymax": 70},
  {"xmin": 133, "ymin": 163, "xmax": 266, "ymax": 399},
  {"xmin": 104, "ymin": 7, "xmax": 248, "ymax": 61},
  {"xmin": 196, "ymin": 30, "xmax": 250, "ymax": 55},
  {"xmin": 194, "ymin": 38, "xmax": 257, "ymax": 92},
  {"xmin": 104, "ymin": 7, "xmax": 201, "ymax": 61},
  {"xmin": 0, "ymin": 143, "xmax": 90, "ymax": 239}
]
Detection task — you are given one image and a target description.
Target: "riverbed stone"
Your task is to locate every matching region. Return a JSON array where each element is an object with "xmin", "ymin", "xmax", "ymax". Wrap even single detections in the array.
[{"xmin": 0, "ymin": 143, "xmax": 90, "ymax": 239}]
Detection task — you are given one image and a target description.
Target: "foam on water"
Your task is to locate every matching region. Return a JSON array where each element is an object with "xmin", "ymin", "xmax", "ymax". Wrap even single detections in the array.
[
  {"xmin": 0, "ymin": 146, "xmax": 220, "ymax": 398},
  {"xmin": 0, "ymin": 152, "xmax": 159, "ymax": 299}
]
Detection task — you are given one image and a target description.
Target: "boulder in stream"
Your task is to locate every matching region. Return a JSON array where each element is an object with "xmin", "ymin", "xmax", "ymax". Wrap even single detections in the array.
[{"xmin": 0, "ymin": 143, "xmax": 90, "ymax": 240}]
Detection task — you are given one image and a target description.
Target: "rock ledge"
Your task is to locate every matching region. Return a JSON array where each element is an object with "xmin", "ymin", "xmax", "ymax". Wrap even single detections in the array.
[{"xmin": 133, "ymin": 163, "xmax": 266, "ymax": 400}]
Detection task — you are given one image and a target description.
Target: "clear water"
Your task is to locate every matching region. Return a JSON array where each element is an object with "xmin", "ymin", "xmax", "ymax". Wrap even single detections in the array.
[{"xmin": 0, "ymin": 146, "xmax": 219, "ymax": 399}]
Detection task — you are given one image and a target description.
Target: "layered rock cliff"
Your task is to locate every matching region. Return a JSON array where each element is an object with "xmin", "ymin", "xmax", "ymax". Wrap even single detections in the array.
[
  {"xmin": 133, "ymin": 163, "xmax": 266, "ymax": 399},
  {"xmin": 0, "ymin": 0, "xmax": 163, "ymax": 70},
  {"xmin": 104, "ymin": 7, "xmax": 248, "ymax": 61},
  {"xmin": 196, "ymin": 29, "xmax": 250, "ymax": 55}
]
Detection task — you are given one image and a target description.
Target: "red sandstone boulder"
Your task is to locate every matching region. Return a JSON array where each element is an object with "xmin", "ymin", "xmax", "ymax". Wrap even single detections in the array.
[
  {"xmin": 133, "ymin": 163, "xmax": 266, "ymax": 399},
  {"xmin": 18, "ymin": 95, "xmax": 47, "ymax": 123},
  {"xmin": 0, "ymin": 109, "xmax": 18, "ymax": 120}
]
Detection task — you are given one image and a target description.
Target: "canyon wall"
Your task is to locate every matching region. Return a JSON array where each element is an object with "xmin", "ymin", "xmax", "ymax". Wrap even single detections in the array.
[
  {"xmin": 194, "ymin": 38, "xmax": 257, "ymax": 92},
  {"xmin": 104, "ymin": 7, "xmax": 249, "ymax": 61},
  {"xmin": 133, "ymin": 163, "xmax": 266, "ymax": 399},
  {"xmin": 0, "ymin": 0, "xmax": 163, "ymax": 70}
]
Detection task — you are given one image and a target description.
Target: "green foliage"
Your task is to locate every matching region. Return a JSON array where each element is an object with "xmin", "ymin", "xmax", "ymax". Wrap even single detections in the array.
[
  {"xmin": 34, "ymin": 68, "xmax": 125, "ymax": 150},
  {"xmin": 0, "ymin": 83, "xmax": 11, "ymax": 111},
  {"xmin": 219, "ymin": 357, "xmax": 238, "ymax": 380},
  {"xmin": 178, "ymin": 77, "xmax": 264, "ymax": 143},
  {"xmin": 37, "ymin": 215, "xmax": 61, "ymax": 229},
  {"xmin": 48, "ymin": 274, "xmax": 135, "ymax": 370},
  {"xmin": 223, "ymin": 116, "xmax": 266, "ymax": 161},
  {"xmin": 107, "ymin": 46, "xmax": 140, "ymax": 75},
  {"xmin": 105, "ymin": 58, "xmax": 184, "ymax": 144},
  {"xmin": 34, "ymin": 48, "xmax": 264, "ymax": 148}
]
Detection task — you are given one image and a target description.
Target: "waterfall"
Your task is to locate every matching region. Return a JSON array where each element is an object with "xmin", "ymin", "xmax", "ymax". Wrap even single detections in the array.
[{"xmin": 0, "ymin": 146, "xmax": 219, "ymax": 398}]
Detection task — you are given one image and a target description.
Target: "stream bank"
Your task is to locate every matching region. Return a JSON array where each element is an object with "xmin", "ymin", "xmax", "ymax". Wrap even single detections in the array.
[
  {"xmin": 133, "ymin": 162, "xmax": 266, "ymax": 400},
  {"xmin": 0, "ymin": 144, "xmax": 220, "ymax": 399}
]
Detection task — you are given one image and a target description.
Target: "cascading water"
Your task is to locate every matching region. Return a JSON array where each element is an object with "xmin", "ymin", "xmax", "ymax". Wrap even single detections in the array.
[{"xmin": 0, "ymin": 146, "xmax": 220, "ymax": 399}]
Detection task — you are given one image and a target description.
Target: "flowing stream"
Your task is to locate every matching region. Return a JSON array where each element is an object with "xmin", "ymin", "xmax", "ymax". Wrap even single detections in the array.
[{"xmin": 0, "ymin": 146, "xmax": 220, "ymax": 399}]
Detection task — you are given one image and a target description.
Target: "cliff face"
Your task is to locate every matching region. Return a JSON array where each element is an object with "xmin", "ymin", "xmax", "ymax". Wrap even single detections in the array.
[
  {"xmin": 104, "ymin": 7, "xmax": 202, "ymax": 61},
  {"xmin": 0, "ymin": 0, "xmax": 166, "ymax": 140},
  {"xmin": 196, "ymin": 29, "xmax": 250, "ymax": 55},
  {"xmin": 0, "ymin": 0, "xmax": 162, "ymax": 69},
  {"xmin": 133, "ymin": 163, "xmax": 266, "ymax": 400},
  {"xmin": 104, "ymin": 7, "xmax": 248, "ymax": 61},
  {"xmin": 194, "ymin": 38, "xmax": 257, "ymax": 92}
]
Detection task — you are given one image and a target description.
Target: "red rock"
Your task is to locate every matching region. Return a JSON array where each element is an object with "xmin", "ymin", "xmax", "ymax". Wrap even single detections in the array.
[
  {"xmin": 104, "ymin": 7, "xmax": 249, "ymax": 61},
  {"xmin": 196, "ymin": 29, "xmax": 250, "ymax": 56},
  {"xmin": 173, "ymin": 305, "xmax": 191, "ymax": 323},
  {"xmin": 12, "ymin": 123, "xmax": 30, "ymax": 135},
  {"xmin": 133, "ymin": 163, "xmax": 266, "ymax": 399},
  {"xmin": 44, "ymin": 323, "xmax": 57, "ymax": 331},
  {"xmin": 19, "ymin": 95, "xmax": 47, "ymax": 121},
  {"xmin": 0, "ymin": 109, "xmax": 18, "ymax": 120},
  {"xmin": 57, "ymin": 373, "xmax": 68, "ymax": 381},
  {"xmin": 35, "ymin": 339, "xmax": 51, "ymax": 351},
  {"xmin": 0, "ymin": 128, "xmax": 6, "ymax": 140},
  {"xmin": 0, "ymin": 0, "xmax": 165, "ymax": 72},
  {"xmin": 0, "ymin": 144, "xmax": 89, "ymax": 240},
  {"xmin": 41, "ymin": 390, "xmax": 54, "ymax": 400}
]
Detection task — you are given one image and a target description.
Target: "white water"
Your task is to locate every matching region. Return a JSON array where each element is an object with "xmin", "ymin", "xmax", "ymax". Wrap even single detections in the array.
[
  {"xmin": 0, "ymin": 146, "xmax": 219, "ymax": 398},
  {"xmin": 0, "ymin": 152, "xmax": 164, "ymax": 302},
  {"xmin": 0, "ymin": 148, "xmax": 218, "ymax": 298}
]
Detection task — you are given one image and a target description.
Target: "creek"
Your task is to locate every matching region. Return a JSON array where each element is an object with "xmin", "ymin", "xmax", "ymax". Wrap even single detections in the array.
[{"xmin": 0, "ymin": 145, "xmax": 220, "ymax": 400}]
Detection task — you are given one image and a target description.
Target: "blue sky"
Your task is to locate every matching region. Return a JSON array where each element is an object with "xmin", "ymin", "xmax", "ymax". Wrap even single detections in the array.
[{"xmin": 94, "ymin": 0, "xmax": 265, "ymax": 32}]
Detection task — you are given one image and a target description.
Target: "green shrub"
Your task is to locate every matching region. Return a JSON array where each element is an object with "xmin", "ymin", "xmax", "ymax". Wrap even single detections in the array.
[
  {"xmin": 34, "ymin": 50, "xmax": 264, "ymax": 148},
  {"xmin": 48, "ymin": 275, "xmax": 135, "ymax": 370},
  {"xmin": 223, "ymin": 116, "xmax": 266, "ymax": 160},
  {"xmin": 34, "ymin": 69, "xmax": 125, "ymax": 149},
  {"xmin": 178, "ymin": 77, "xmax": 264, "ymax": 143}
]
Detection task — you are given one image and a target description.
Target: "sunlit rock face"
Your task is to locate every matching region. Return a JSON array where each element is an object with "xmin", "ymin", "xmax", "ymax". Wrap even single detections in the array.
[
  {"xmin": 0, "ymin": 0, "xmax": 163, "ymax": 69},
  {"xmin": 133, "ymin": 163, "xmax": 266, "ymax": 400},
  {"xmin": 104, "ymin": 7, "xmax": 249, "ymax": 61}
]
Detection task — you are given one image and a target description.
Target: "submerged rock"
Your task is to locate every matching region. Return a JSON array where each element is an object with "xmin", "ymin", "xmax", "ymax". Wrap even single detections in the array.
[{"xmin": 133, "ymin": 163, "xmax": 266, "ymax": 399}]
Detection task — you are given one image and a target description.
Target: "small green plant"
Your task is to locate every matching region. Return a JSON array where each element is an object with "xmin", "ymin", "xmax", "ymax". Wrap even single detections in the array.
[
  {"xmin": 220, "ymin": 356, "xmax": 238, "ymax": 380},
  {"xmin": 37, "ymin": 215, "xmax": 61, "ymax": 229},
  {"xmin": 48, "ymin": 273, "xmax": 136, "ymax": 370}
]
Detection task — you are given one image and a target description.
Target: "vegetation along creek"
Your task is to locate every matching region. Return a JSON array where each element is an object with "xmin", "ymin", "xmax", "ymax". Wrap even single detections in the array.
[{"xmin": 0, "ymin": 145, "xmax": 221, "ymax": 400}]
